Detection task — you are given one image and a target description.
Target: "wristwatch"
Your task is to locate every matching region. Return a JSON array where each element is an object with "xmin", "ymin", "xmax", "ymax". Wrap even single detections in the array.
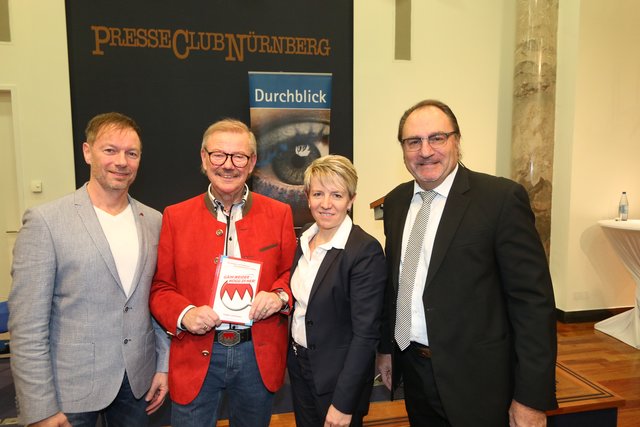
[{"xmin": 273, "ymin": 289, "xmax": 290, "ymax": 310}]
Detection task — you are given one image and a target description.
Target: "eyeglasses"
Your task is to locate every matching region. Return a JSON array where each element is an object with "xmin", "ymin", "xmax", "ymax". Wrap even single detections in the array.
[
  {"xmin": 401, "ymin": 131, "xmax": 458, "ymax": 152},
  {"xmin": 205, "ymin": 150, "xmax": 251, "ymax": 168}
]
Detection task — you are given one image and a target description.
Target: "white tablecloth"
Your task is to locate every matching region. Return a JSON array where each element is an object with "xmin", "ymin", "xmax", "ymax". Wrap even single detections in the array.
[{"xmin": 595, "ymin": 220, "xmax": 640, "ymax": 349}]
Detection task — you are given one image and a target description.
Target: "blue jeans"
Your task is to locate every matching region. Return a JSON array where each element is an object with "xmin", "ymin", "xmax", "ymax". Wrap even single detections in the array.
[
  {"xmin": 65, "ymin": 372, "xmax": 149, "ymax": 427},
  {"xmin": 171, "ymin": 340, "xmax": 274, "ymax": 427}
]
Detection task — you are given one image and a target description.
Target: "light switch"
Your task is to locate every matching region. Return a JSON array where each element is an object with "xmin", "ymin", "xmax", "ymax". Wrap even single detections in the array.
[{"xmin": 30, "ymin": 179, "xmax": 42, "ymax": 193}]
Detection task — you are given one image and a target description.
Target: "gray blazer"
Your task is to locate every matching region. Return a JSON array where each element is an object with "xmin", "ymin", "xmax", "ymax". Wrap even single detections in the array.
[{"xmin": 8, "ymin": 184, "xmax": 170, "ymax": 425}]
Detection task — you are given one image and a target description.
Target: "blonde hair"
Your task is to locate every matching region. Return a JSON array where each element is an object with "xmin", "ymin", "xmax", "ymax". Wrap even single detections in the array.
[{"xmin": 303, "ymin": 155, "xmax": 357, "ymax": 198}]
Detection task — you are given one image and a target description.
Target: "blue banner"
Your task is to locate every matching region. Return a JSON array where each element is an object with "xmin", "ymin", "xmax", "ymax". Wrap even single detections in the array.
[
  {"xmin": 249, "ymin": 72, "xmax": 332, "ymax": 228},
  {"xmin": 249, "ymin": 72, "xmax": 332, "ymax": 109}
]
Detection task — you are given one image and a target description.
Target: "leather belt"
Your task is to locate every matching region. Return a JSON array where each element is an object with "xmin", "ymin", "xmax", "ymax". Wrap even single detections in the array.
[
  {"xmin": 214, "ymin": 329, "xmax": 251, "ymax": 347},
  {"xmin": 410, "ymin": 342, "xmax": 432, "ymax": 359}
]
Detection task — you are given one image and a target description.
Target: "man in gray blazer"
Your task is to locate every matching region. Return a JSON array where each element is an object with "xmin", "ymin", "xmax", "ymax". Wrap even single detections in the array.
[{"xmin": 8, "ymin": 112, "xmax": 169, "ymax": 427}]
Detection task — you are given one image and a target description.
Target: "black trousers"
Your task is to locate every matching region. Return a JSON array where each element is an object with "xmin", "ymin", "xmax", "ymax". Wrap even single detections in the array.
[
  {"xmin": 287, "ymin": 343, "xmax": 366, "ymax": 427},
  {"xmin": 399, "ymin": 343, "xmax": 452, "ymax": 427}
]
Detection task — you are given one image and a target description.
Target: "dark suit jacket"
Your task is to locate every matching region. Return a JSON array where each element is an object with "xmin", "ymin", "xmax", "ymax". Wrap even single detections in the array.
[
  {"xmin": 379, "ymin": 166, "xmax": 557, "ymax": 426},
  {"xmin": 290, "ymin": 224, "xmax": 386, "ymax": 415}
]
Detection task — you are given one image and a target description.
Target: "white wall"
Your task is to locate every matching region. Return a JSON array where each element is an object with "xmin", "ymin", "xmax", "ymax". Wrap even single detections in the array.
[
  {"xmin": 0, "ymin": 0, "xmax": 75, "ymax": 209},
  {"xmin": 0, "ymin": 0, "xmax": 74, "ymax": 299},
  {"xmin": 353, "ymin": 0, "xmax": 515, "ymax": 242},
  {"xmin": 3, "ymin": 0, "xmax": 638, "ymax": 314},
  {"xmin": 552, "ymin": 0, "xmax": 640, "ymax": 311}
]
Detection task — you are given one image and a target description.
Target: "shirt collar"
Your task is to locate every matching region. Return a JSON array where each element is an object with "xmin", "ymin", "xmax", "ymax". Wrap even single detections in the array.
[
  {"xmin": 412, "ymin": 163, "xmax": 458, "ymax": 199},
  {"xmin": 207, "ymin": 184, "xmax": 248, "ymax": 213},
  {"xmin": 301, "ymin": 215, "xmax": 353, "ymax": 251}
]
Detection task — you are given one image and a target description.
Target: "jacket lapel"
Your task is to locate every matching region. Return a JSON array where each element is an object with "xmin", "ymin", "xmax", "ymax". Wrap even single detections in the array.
[
  {"xmin": 308, "ymin": 248, "xmax": 341, "ymax": 303},
  {"xmin": 389, "ymin": 182, "xmax": 414, "ymax": 292},
  {"xmin": 74, "ymin": 184, "xmax": 124, "ymax": 290},
  {"xmin": 425, "ymin": 166, "xmax": 471, "ymax": 289},
  {"xmin": 128, "ymin": 198, "xmax": 147, "ymax": 299}
]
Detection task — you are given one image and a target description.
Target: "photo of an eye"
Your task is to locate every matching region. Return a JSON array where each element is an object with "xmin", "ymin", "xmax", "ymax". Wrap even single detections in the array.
[{"xmin": 251, "ymin": 109, "xmax": 330, "ymax": 227}]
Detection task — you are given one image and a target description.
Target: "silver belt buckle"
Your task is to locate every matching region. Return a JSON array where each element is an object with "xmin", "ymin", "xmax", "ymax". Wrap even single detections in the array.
[{"xmin": 217, "ymin": 330, "xmax": 241, "ymax": 347}]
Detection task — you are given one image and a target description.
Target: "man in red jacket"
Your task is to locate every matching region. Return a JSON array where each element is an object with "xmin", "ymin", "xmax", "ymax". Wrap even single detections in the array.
[{"xmin": 150, "ymin": 118, "xmax": 296, "ymax": 427}]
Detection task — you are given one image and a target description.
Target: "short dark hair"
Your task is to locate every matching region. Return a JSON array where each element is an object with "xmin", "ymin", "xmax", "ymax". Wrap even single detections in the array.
[
  {"xmin": 85, "ymin": 112, "xmax": 142, "ymax": 146},
  {"xmin": 397, "ymin": 99, "xmax": 461, "ymax": 142}
]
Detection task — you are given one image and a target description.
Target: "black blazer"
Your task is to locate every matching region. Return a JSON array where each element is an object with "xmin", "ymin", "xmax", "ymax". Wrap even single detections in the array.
[
  {"xmin": 380, "ymin": 166, "xmax": 557, "ymax": 426},
  {"xmin": 290, "ymin": 224, "xmax": 386, "ymax": 414}
]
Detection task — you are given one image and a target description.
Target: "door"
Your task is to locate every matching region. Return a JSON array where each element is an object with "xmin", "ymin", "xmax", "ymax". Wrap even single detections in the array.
[{"xmin": 0, "ymin": 90, "xmax": 20, "ymax": 301}]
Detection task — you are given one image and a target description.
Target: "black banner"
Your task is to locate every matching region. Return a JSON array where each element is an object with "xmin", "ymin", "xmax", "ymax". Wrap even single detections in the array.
[{"xmin": 65, "ymin": 0, "xmax": 353, "ymax": 211}]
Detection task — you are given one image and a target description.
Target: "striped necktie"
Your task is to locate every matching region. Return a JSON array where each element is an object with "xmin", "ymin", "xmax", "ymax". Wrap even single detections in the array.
[{"xmin": 394, "ymin": 190, "xmax": 436, "ymax": 351}]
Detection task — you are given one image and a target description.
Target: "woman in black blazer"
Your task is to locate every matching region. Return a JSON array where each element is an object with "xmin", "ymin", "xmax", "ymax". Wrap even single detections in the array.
[{"xmin": 288, "ymin": 155, "xmax": 386, "ymax": 427}]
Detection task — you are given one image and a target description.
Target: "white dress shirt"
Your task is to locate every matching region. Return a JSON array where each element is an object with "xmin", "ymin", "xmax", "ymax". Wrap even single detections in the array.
[
  {"xmin": 400, "ymin": 165, "xmax": 458, "ymax": 346},
  {"xmin": 291, "ymin": 216, "xmax": 352, "ymax": 348}
]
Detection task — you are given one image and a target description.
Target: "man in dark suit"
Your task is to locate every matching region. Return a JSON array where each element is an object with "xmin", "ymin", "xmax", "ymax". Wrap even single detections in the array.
[{"xmin": 376, "ymin": 100, "xmax": 557, "ymax": 427}]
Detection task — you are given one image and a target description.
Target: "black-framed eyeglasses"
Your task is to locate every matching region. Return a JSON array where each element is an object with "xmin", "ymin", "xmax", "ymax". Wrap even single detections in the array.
[
  {"xmin": 401, "ymin": 131, "xmax": 458, "ymax": 152},
  {"xmin": 205, "ymin": 150, "xmax": 252, "ymax": 167}
]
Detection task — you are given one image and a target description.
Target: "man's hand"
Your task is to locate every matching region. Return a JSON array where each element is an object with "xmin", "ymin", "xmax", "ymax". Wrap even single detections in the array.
[
  {"xmin": 376, "ymin": 353, "xmax": 392, "ymax": 391},
  {"xmin": 248, "ymin": 291, "xmax": 283, "ymax": 321},
  {"xmin": 27, "ymin": 412, "xmax": 71, "ymax": 427},
  {"xmin": 509, "ymin": 399, "xmax": 547, "ymax": 427},
  {"xmin": 324, "ymin": 404, "xmax": 352, "ymax": 427},
  {"xmin": 145, "ymin": 372, "xmax": 169, "ymax": 415},
  {"xmin": 182, "ymin": 306, "xmax": 221, "ymax": 335}
]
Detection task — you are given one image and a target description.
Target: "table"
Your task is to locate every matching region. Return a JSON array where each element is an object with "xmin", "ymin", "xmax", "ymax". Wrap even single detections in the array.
[{"xmin": 595, "ymin": 219, "xmax": 640, "ymax": 349}]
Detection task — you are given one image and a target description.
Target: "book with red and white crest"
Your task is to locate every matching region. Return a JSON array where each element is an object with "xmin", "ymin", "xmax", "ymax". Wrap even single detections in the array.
[{"xmin": 210, "ymin": 256, "xmax": 263, "ymax": 326}]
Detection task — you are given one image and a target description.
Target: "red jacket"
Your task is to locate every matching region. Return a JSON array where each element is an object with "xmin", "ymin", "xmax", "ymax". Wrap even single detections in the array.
[{"xmin": 150, "ymin": 192, "xmax": 296, "ymax": 404}]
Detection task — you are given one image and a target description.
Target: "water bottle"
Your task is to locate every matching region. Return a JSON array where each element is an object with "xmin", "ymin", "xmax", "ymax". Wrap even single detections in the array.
[{"xmin": 619, "ymin": 192, "xmax": 629, "ymax": 221}]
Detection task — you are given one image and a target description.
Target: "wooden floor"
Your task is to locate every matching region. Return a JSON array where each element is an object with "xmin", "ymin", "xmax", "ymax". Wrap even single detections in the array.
[
  {"xmin": 219, "ymin": 321, "xmax": 640, "ymax": 427},
  {"xmin": 556, "ymin": 321, "xmax": 640, "ymax": 427}
]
